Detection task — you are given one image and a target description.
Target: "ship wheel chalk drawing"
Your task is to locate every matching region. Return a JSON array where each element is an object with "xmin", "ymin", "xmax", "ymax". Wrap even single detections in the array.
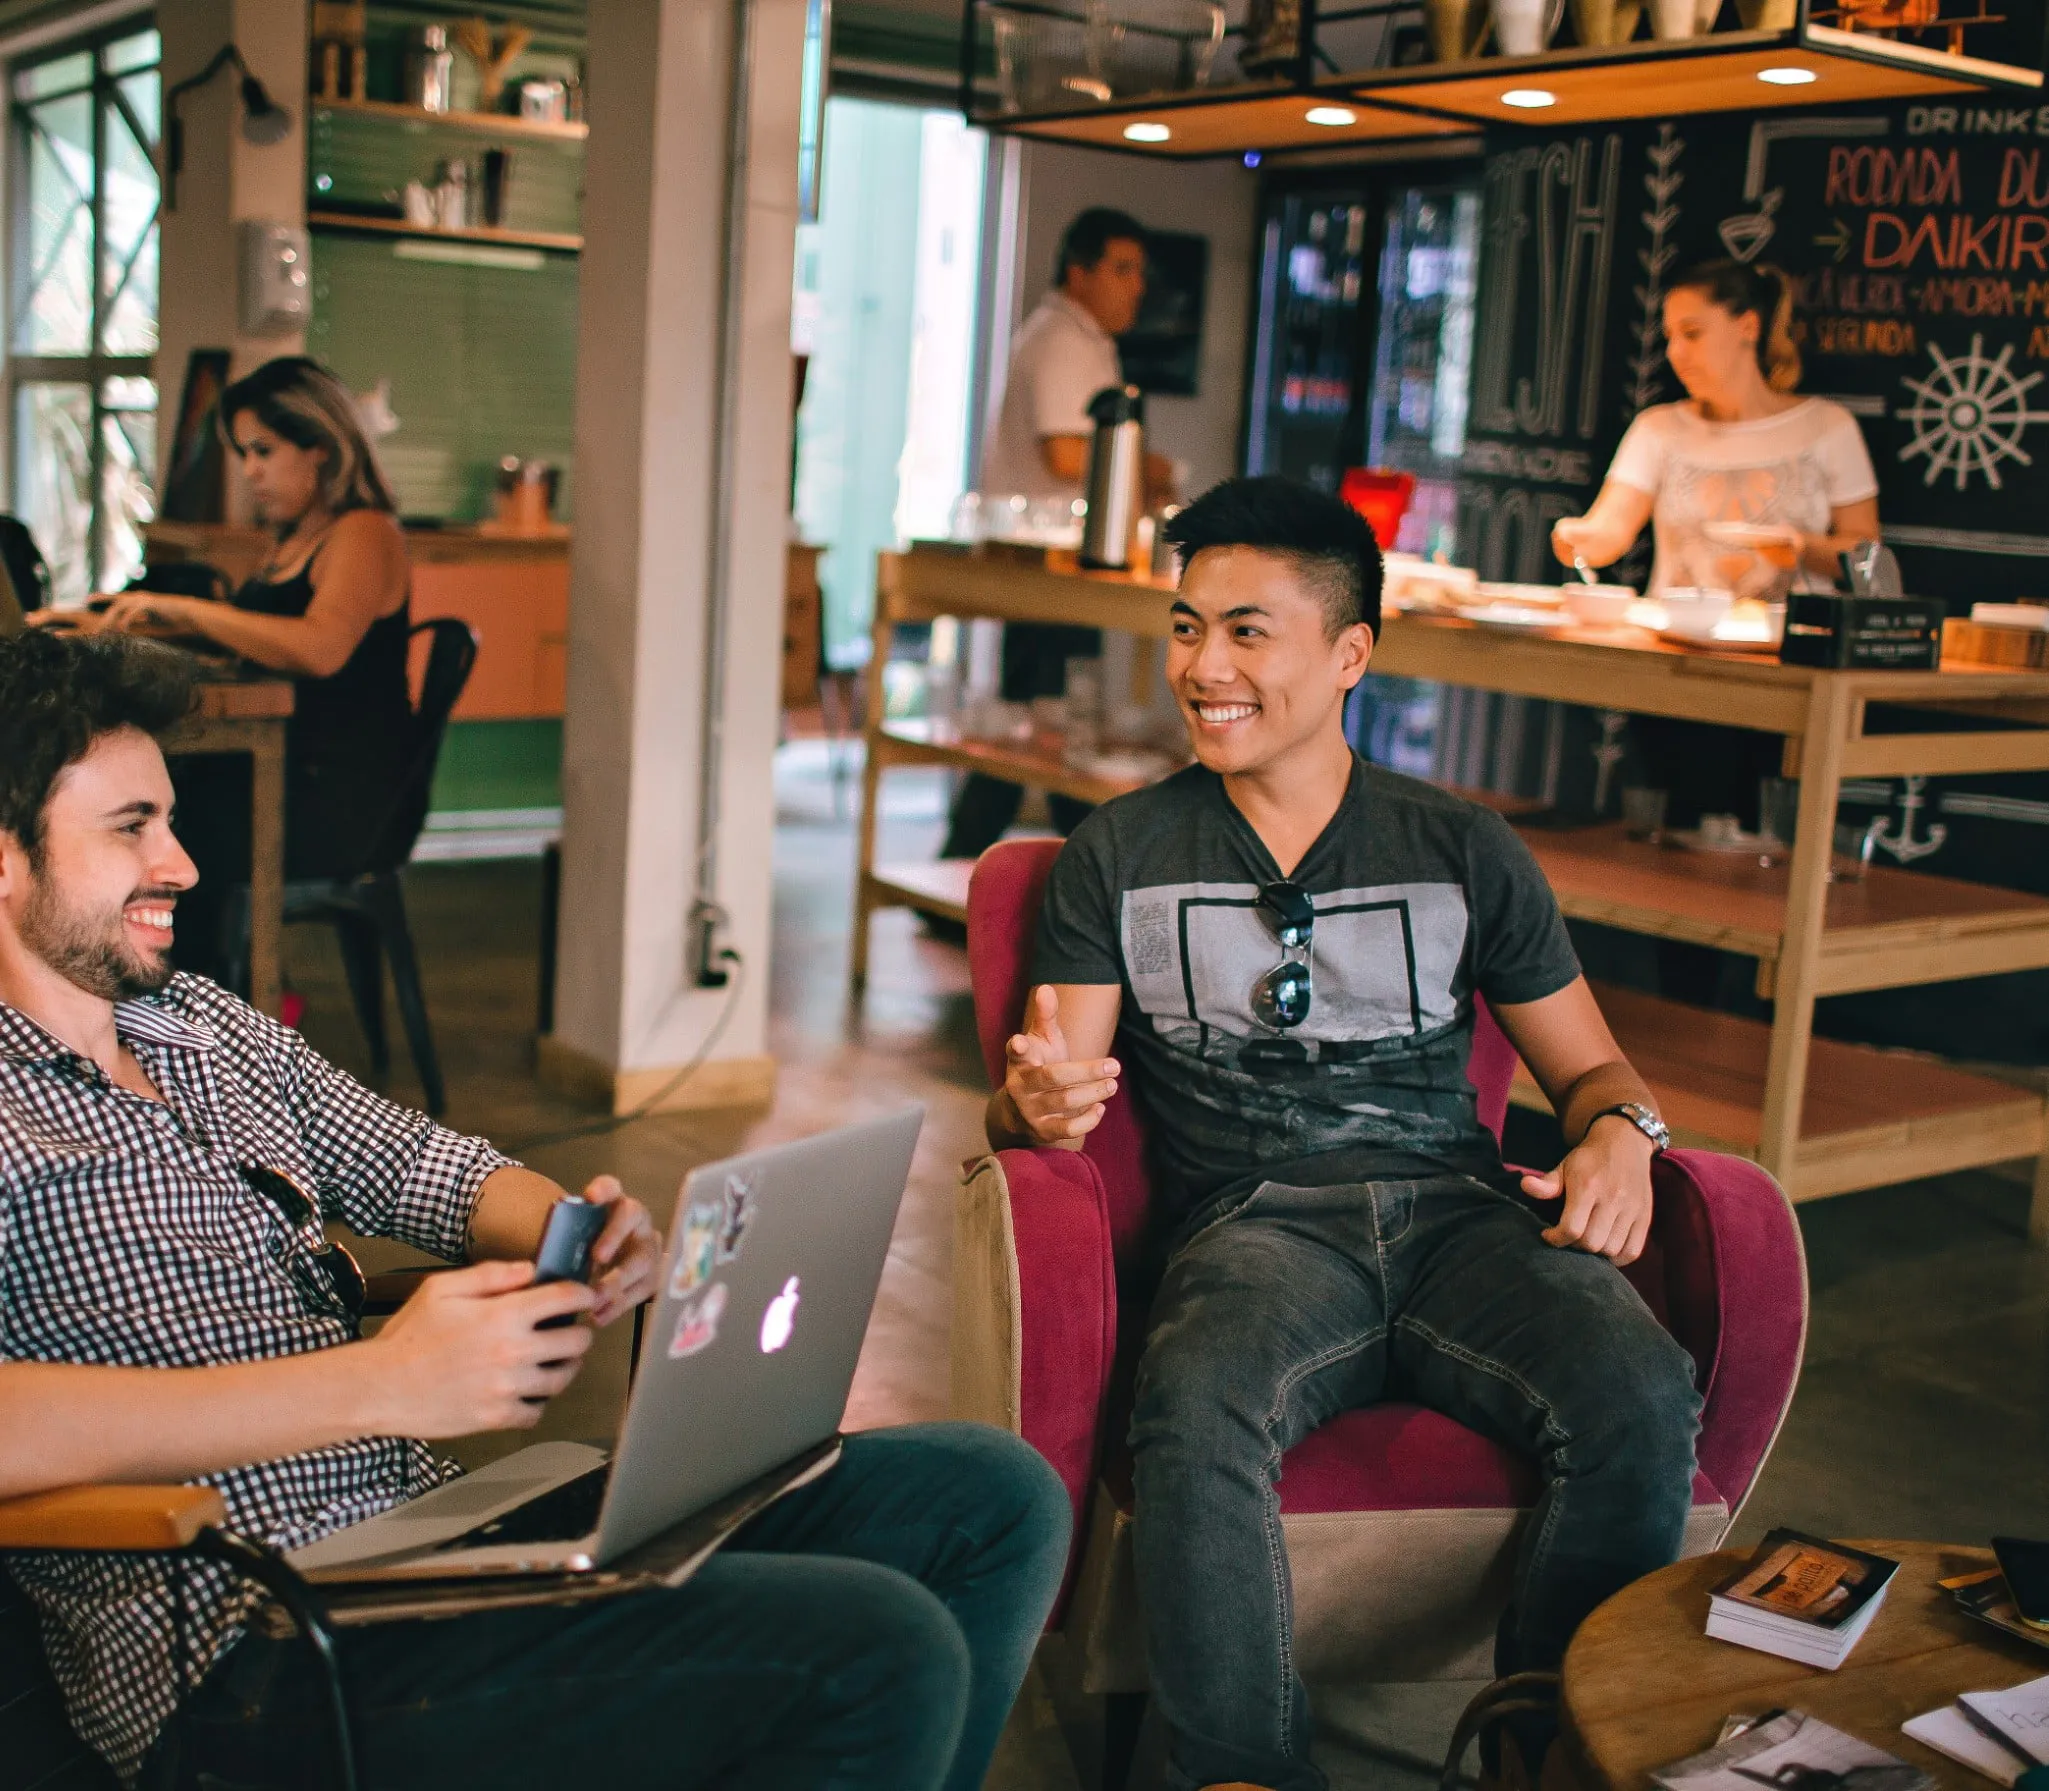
[{"xmin": 1897, "ymin": 334, "xmax": 2049, "ymax": 491}]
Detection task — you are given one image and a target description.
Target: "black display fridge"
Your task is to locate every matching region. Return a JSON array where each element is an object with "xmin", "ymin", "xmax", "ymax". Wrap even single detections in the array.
[
  {"xmin": 1243, "ymin": 165, "xmax": 1482, "ymax": 773},
  {"xmin": 1243, "ymin": 169, "xmax": 1480, "ymax": 560}
]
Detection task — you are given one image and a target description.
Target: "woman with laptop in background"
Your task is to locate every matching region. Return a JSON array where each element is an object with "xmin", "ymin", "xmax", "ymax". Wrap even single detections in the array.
[{"xmin": 86, "ymin": 354, "xmax": 415, "ymax": 986}]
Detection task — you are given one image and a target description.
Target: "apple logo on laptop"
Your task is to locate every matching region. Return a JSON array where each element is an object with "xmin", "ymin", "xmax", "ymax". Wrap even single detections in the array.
[{"xmin": 760, "ymin": 1276, "xmax": 801, "ymax": 1353}]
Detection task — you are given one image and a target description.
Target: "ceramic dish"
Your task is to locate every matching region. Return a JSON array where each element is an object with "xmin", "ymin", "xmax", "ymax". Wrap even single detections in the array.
[
  {"xmin": 1700, "ymin": 519, "xmax": 1799, "ymax": 549},
  {"xmin": 1669, "ymin": 825, "xmax": 1781, "ymax": 857},
  {"xmin": 1657, "ymin": 604, "xmax": 1785, "ymax": 652},
  {"xmin": 1565, "ymin": 585, "xmax": 1638, "ymax": 626},
  {"xmin": 1458, "ymin": 602, "xmax": 1561, "ymax": 629},
  {"xmin": 1472, "ymin": 581, "xmax": 1568, "ymax": 607}
]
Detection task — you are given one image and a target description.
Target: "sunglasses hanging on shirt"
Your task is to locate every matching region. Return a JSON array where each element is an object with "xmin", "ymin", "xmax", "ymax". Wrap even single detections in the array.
[
  {"xmin": 1250, "ymin": 880, "xmax": 1315, "ymax": 1031},
  {"xmin": 239, "ymin": 1163, "xmax": 368, "ymax": 1321}
]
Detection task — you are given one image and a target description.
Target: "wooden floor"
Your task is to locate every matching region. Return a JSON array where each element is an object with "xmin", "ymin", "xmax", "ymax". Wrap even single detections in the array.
[{"xmin": 292, "ymin": 741, "xmax": 2049, "ymax": 1791}]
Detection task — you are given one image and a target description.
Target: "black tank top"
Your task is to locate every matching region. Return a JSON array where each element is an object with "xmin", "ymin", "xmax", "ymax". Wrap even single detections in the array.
[{"xmin": 233, "ymin": 526, "xmax": 413, "ymax": 877}]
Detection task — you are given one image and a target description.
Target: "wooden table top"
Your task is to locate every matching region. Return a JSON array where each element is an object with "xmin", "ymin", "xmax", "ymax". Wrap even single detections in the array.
[
  {"xmin": 1562, "ymin": 1542, "xmax": 2047, "ymax": 1791},
  {"xmin": 190, "ymin": 673, "xmax": 294, "ymax": 721}
]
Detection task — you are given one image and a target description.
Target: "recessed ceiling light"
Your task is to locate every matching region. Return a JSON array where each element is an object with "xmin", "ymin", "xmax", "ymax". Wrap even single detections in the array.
[
  {"xmin": 1500, "ymin": 87, "xmax": 1557, "ymax": 108},
  {"xmin": 1757, "ymin": 64, "xmax": 1817, "ymax": 83},
  {"xmin": 1305, "ymin": 105, "xmax": 1357, "ymax": 126},
  {"xmin": 1123, "ymin": 121, "xmax": 1171, "ymax": 142}
]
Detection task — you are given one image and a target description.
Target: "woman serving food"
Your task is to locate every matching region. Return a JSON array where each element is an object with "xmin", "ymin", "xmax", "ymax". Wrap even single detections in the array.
[{"xmin": 1552, "ymin": 258, "xmax": 1881, "ymax": 603}]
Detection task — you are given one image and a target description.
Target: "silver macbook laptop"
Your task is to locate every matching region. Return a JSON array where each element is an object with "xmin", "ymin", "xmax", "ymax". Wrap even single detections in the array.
[{"xmin": 289, "ymin": 1106, "xmax": 923, "ymax": 1582}]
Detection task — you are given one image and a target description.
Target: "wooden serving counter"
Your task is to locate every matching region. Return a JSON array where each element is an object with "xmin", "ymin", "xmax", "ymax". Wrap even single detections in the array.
[{"xmin": 862, "ymin": 546, "xmax": 2049, "ymax": 1235}]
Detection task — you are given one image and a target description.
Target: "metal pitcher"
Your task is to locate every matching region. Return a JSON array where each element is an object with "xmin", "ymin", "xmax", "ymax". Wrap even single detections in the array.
[{"xmin": 1079, "ymin": 384, "xmax": 1145, "ymax": 571}]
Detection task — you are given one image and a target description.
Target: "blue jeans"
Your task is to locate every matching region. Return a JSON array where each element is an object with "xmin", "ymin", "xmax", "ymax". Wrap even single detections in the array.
[
  {"xmin": 149, "ymin": 1423, "xmax": 1068, "ymax": 1791},
  {"xmin": 1129, "ymin": 1178, "xmax": 1701, "ymax": 1791}
]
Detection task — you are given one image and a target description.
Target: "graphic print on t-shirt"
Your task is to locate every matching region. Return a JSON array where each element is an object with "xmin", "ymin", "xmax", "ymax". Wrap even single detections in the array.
[{"xmin": 1120, "ymin": 878, "xmax": 1469, "ymax": 1067}]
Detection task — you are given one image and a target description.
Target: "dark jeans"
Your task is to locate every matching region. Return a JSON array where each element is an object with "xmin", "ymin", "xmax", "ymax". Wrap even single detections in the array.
[
  {"xmin": 149, "ymin": 1424, "xmax": 1068, "ymax": 1791},
  {"xmin": 938, "ymin": 622, "xmax": 1099, "ymax": 861},
  {"xmin": 1129, "ymin": 1177, "xmax": 1701, "ymax": 1791}
]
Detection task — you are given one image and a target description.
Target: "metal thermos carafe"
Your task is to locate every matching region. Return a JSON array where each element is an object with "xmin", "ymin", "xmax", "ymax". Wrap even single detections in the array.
[{"xmin": 1079, "ymin": 385, "xmax": 1145, "ymax": 570}]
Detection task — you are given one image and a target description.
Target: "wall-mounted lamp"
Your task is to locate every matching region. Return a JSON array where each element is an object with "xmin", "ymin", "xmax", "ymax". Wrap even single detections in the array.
[{"xmin": 164, "ymin": 45, "xmax": 293, "ymax": 212}]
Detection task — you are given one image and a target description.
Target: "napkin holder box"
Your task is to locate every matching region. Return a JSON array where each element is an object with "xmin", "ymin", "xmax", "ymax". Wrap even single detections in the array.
[{"xmin": 1780, "ymin": 593, "xmax": 1942, "ymax": 669}]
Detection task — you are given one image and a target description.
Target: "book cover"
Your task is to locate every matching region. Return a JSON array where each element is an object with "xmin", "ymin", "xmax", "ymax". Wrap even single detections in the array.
[{"xmin": 1712, "ymin": 1530, "xmax": 1900, "ymax": 1630}]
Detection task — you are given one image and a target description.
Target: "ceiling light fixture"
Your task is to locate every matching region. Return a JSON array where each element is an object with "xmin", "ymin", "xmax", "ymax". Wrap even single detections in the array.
[
  {"xmin": 1123, "ymin": 121, "xmax": 1171, "ymax": 142},
  {"xmin": 1757, "ymin": 64, "xmax": 1818, "ymax": 83},
  {"xmin": 1500, "ymin": 87, "xmax": 1557, "ymax": 108},
  {"xmin": 1305, "ymin": 105, "xmax": 1357, "ymax": 126}
]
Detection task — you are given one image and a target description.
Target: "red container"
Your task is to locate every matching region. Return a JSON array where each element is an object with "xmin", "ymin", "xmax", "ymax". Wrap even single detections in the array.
[{"xmin": 1339, "ymin": 467, "xmax": 1416, "ymax": 550}]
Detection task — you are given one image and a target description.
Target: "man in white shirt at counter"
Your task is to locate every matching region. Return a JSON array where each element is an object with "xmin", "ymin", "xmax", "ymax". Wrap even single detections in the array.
[{"xmin": 941, "ymin": 208, "xmax": 1173, "ymax": 865}]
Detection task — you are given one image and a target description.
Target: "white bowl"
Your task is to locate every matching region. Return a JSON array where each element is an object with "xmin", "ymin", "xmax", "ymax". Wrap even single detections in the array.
[{"xmin": 1565, "ymin": 585, "xmax": 1637, "ymax": 626}]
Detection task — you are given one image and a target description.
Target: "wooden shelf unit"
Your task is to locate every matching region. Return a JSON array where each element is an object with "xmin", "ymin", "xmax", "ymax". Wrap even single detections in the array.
[
  {"xmin": 1511, "ymin": 982, "xmax": 2046, "ymax": 1205},
  {"xmin": 860, "ymin": 547, "xmax": 2049, "ymax": 1236},
  {"xmin": 1520, "ymin": 823, "xmax": 2049, "ymax": 996},
  {"xmin": 312, "ymin": 96, "xmax": 589, "ymax": 143},
  {"xmin": 307, "ymin": 211, "xmax": 584, "ymax": 253}
]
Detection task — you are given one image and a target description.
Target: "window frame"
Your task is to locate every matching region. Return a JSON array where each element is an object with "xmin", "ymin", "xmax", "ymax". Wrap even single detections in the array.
[{"xmin": 5, "ymin": 12, "xmax": 158, "ymax": 595}]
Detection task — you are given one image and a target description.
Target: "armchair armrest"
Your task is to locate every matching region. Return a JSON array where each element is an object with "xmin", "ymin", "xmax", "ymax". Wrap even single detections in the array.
[
  {"xmin": 0, "ymin": 1485, "xmax": 226, "ymax": 1550},
  {"xmin": 954, "ymin": 1148, "xmax": 1118, "ymax": 1605},
  {"xmin": 1649, "ymin": 1149, "xmax": 1808, "ymax": 1515}
]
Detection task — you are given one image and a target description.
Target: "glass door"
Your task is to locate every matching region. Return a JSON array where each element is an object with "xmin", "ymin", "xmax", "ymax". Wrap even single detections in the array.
[
  {"xmin": 1242, "ymin": 184, "xmax": 1374, "ymax": 494},
  {"xmin": 1365, "ymin": 183, "xmax": 1480, "ymax": 561}
]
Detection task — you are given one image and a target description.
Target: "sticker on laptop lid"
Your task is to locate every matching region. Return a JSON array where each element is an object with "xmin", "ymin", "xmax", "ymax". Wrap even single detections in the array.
[
  {"xmin": 667, "ymin": 1282, "xmax": 728, "ymax": 1358},
  {"xmin": 716, "ymin": 1169, "xmax": 759, "ymax": 1264},
  {"xmin": 668, "ymin": 1197, "xmax": 723, "ymax": 1298}
]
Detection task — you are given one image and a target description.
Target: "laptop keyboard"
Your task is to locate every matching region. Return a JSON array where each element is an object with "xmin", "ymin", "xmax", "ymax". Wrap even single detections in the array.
[{"xmin": 432, "ymin": 1464, "xmax": 612, "ymax": 1551}]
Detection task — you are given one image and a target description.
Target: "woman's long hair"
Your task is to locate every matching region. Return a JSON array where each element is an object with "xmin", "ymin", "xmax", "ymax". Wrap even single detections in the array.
[
  {"xmin": 1670, "ymin": 258, "xmax": 1802, "ymax": 394},
  {"xmin": 219, "ymin": 356, "xmax": 398, "ymax": 516}
]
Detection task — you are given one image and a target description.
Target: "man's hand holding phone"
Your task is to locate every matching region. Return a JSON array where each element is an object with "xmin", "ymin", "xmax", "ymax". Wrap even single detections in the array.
[
  {"xmin": 576, "ymin": 1174, "xmax": 662, "ymax": 1325},
  {"xmin": 999, "ymin": 985, "xmax": 1121, "ymax": 1150},
  {"xmin": 363, "ymin": 1261, "xmax": 596, "ymax": 1437}
]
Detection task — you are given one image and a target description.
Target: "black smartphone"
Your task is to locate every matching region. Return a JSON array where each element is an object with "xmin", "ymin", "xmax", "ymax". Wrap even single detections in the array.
[
  {"xmin": 532, "ymin": 1196, "xmax": 609, "ymax": 1330},
  {"xmin": 1992, "ymin": 1536, "xmax": 2049, "ymax": 1630}
]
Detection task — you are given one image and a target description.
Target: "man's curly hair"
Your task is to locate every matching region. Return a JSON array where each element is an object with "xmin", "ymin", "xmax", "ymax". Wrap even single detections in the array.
[{"xmin": 0, "ymin": 632, "xmax": 196, "ymax": 861}]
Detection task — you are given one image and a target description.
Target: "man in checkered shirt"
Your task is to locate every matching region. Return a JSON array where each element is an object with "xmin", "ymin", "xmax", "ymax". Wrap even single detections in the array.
[{"xmin": 0, "ymin": 631, "xmax": 1068, "ymax": 1789}]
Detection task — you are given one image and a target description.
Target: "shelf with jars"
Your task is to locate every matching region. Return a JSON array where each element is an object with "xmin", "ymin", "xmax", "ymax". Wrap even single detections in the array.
[{"xmin": 958, "ymin": 0, "xmax": 2044, "ymax": 154}]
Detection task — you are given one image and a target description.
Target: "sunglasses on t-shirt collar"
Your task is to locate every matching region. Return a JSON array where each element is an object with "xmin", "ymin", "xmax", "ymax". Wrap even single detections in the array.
[
  {"xmin": 239, "ymin": 1163, "xmax": 367, "ymax": 1321},
  {"xmin": 1251, "ymin": 879, "xmax": 1315, "ymax": 1031}
]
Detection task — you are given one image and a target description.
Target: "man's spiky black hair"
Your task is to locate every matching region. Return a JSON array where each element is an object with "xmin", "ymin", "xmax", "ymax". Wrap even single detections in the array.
[{"xmin": 1163, "ymin": 475, "xmax": 1383, "ymax": 639}]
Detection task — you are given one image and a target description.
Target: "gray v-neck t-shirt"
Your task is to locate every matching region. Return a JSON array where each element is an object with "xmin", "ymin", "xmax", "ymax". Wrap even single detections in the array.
[{"xmin": 1031, "ymin": 757, "xmax": 1581, "ymax": 1222}]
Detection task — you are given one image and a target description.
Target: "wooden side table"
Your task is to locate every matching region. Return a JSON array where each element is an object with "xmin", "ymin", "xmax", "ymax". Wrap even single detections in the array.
[{"xmin": 1559, "ymin": 1542, "xmax": 2047, "ymax": 1791}]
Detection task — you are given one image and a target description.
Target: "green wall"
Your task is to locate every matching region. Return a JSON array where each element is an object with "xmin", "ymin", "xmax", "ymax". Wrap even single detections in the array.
[
  {"xmin": 428, "ymin": 718, "xmax": 563, "ymax": 813},
  {"xmin": 306, "ymin": 230, "xmax": 580, "ymax": 523}
]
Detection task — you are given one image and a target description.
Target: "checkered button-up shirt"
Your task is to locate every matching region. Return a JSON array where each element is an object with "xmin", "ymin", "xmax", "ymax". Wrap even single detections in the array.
[{"xmin": 0, "ymin": 974, "xmax": 512, "ymax": 1781}]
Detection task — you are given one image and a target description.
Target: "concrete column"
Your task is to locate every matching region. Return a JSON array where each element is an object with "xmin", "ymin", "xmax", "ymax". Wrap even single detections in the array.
[
  {"xmin": 156, "ymin": 0, "xmax": 307, "ymax": 494},
  {"xmin": 538, "ymin": 0, "xmax": 801, "ymax": 1112}
]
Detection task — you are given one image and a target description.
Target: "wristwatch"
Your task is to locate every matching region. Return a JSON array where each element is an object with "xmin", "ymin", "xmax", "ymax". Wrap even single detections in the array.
[{"xmin": 1589, "ymin": 1101, "xmax": 1670, "ymax": 1152}]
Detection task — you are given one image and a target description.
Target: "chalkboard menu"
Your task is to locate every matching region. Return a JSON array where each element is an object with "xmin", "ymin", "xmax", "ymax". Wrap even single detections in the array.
[{"xmin": 1458, "ymin": 100, "xmax": 2049, "ymax": 604}]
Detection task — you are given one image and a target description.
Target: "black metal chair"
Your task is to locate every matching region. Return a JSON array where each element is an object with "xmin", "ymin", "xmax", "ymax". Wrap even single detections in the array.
[
  {"xmin": 232, "ymin": 619, "xmax": 479, "ymax": 1116},
  {"xmin": 0, "ymin": 1273, "xmax": 447, "ymax": 1789}
]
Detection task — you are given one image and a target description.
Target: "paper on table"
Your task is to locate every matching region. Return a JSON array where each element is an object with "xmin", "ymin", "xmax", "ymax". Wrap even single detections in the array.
[
  {"xmin": 1960, "ymin": 1674, "xmax": 2049, "ymax": 1767},
  {"xmin": 1651, "ymin": 1709, "xmax": 1931, "ymax": 1791},
  {"xmin": 1903, "ymin": 1706, "xmax": 2029, "ymax": 1787}
]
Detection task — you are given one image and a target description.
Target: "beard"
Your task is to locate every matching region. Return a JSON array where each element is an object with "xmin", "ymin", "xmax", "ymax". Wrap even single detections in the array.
[{"xmin": 19, "ymin": 874, "xmax": 179, "ymax": 1002}]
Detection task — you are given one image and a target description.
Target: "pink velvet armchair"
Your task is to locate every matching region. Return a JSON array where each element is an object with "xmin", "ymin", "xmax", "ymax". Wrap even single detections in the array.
[{"xmin": 951, "ymin": 837, "xmax": 1809, "ymax": 1710}]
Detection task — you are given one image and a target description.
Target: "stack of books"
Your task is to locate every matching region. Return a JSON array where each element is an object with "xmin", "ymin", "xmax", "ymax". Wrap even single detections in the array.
[
  {"xmin": 1704, "ymin": 1531, "xmax": 1899, "ymax": 1669},
  {"xmin": 1943, "ymin": 1567, "xmax": 2049, "ymax": 1654},
  {"xmin": 1905, "ymin": 1673, "xmax": 2049, "ymax": 1786}
]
